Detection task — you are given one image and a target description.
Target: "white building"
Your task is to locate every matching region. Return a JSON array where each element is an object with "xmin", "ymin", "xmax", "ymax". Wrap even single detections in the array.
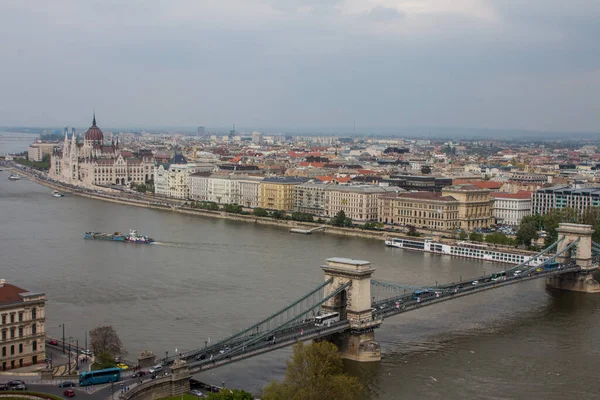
[
  {"xmin": 490, "ymin": 191, "xmax": 532, "ymax": 227},
  {"xmin": 325, "ymin": 185, "xmax": 402, "ymax": 222},
  {"xmin": 236, "ymin": 176, "xmax": 263, "ymax": 208},
  {"xmin": 294, "ymin": 182, "xmax": 336, "ymax": 215},
  {"xmin": 189, "ymin": 174, "xmax": 263, "ymax": 206},
  {"xmin": 154, "ymin": 154, "xmax": 206, "ymax": 199}
]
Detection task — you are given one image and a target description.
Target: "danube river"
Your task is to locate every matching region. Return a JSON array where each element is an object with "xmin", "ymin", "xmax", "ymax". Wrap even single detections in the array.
[{"xmin": 1, "ymin": 175, "xmax": 600, "ymax": 399}]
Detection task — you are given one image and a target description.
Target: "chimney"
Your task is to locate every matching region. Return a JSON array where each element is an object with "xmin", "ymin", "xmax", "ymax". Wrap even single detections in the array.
[{"xmin": 0, "ymin": 279, "xmax": 5, "ymax": 287}]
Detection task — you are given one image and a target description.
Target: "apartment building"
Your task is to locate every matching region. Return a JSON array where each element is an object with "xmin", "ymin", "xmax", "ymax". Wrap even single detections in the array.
[
  {"xmin": 259, "ymin": 177, "xmax": 309, "ymax": 211},
  {"xmin": 154, "ymin": 154, "xmax": 211, "ymax": 199},
  {"xmin": 28, "ymin": 142, "xmax": 58, "ymax": 162},
  {"xmin": 236, "ymin": 176, "xmax": 263, "ymax": 208},
  {"xmin": 294, "ymin": 182, "xmax": 336, "ymax": 215},
  {"xmin": 325, "ymin": 186, "xmax": 402, "ymax": 222},
  {"xmin": 377, "ymin": 191, "xmax": 460, "ymax": 230},
  {"xmin": 491, "ymin": 191, "xmax": 532, "ymax": 227},
  {"xmin": 532, "ymin": 185, "xmax": 600, "ymax": 215},
  {"xmin": 0, "ymin": 280, "xmax": 46, "ymax": 371},
  {"xmin": 441, "ymin": 184, "xmax": 494, "ymax": 230},
  {"xmin": 189, "ymin": 174, "xmax": 263, "ymax": 206}
]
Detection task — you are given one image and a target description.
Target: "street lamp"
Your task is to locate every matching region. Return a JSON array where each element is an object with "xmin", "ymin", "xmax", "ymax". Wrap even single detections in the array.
[
  {"xmin": 67, "ymin": 337, "xmax": 73, "ymax": 375},
  {"xmin": 59, "ymin": 324, "xmax": 65, "ymax": 354}
]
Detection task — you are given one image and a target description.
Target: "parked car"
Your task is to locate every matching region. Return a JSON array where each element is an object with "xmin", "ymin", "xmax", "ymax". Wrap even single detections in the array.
[
  {"xmin": 80, "ymin": 349, "xmax": 93, "ymax": 356},
  {"xmin": 58, "ymin": 381, "xmax": 76, "ymax": 388},
  {"xmin": 48, "ymin": 339, "xmax": 59, "ymax": 346},
  {"xmin": 14, "ymin": 384, "xmax": 27, "ymax": 391},
  {"xmin": 64, "ymin": 389, "xmax": 75, "ymax": 397},
  {"xmin": 132, "ymin": 371, "xmax": 146, "ymax": 378},
  {"xmin": 8, "ymin": 380, "xmax": 25, "ymax": 388},
  {"xmin": 191, "ymin": 389, "xmax": 204, "ymax": 397},
  {"xmin": 0, "ymin": 383, "xmax": 8, "ymax": 390}
]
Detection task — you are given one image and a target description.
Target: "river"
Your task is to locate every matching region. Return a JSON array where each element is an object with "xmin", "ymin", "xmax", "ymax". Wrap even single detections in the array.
[{"xmin": 1, "ymin": 174, "xmax": 599, "ymax": 399}]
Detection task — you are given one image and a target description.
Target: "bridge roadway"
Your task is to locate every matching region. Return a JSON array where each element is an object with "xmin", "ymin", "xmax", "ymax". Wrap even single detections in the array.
[
  {"xmin": 373, "ymin": 264, "xmax": 585, "ymax": 319},
  {"xmin": 186, "ymin": 321, "xmax": 351, "ymax": 373}
]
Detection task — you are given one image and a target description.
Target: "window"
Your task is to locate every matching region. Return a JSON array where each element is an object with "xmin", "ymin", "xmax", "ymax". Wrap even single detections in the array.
[
  {"xmin": 10, "ymin": 345, "xmax": 14, "ymax": 355},
  {"xmin": 10, "ymin": 314, "xmax": 14, "ymax": 324},
  {"xmin": 1, "ymin": 315, "xmax": 4, "ymax": 325},
  {"xmin": 18, "ymin": 313, "xmax": 23, "ymax": 322},
  {"xmin": 31, "ymin": 309, "xmax": 37, "ymax": 320},
  {"xmin": 18, "ymin": 344, "xmax": 23, "ymax": 353},
  {"xmin": 1, "ymin": 347, "xmax": 5, "ymax": 356},
  {"xmin": 32, "ymin": 341, "xmax": 37, "ymax": 351},
  {"xmin": 10, "ymin": 328, "xmax": 14, "ymax": 339},
  {"xmin": 18, "ymin": 327, "xmax": 22, "ymax": 337},
  {"xmin": 31, "ymin": 324, "xmax": 36, "ymax": 335}
]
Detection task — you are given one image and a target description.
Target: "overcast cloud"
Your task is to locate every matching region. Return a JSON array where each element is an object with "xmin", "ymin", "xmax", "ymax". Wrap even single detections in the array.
[{"xmin": 0, "ymin": 0, "xmax": 598, "ymax": 133}]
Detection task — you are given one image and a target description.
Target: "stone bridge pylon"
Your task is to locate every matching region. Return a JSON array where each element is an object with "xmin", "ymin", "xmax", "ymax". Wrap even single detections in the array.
[
  {"xmin": 320, "ymin": 258, "xmax": 382, "ymax": 362},
  {"xmin": 546, "ymin": 223, "xmax": 600, "ymax": 293}
]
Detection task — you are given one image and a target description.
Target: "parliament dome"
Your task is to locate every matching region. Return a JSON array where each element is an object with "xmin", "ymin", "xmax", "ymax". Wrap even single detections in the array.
[{"xmin": 84, "ymin": 113, "xmax": 103, "ymax": 143}]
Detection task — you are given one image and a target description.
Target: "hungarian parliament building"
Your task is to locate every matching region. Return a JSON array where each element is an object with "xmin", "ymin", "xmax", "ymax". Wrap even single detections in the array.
[{"xmin": 49, "ymin": 115, "xmax": 154, "ymax": 187}]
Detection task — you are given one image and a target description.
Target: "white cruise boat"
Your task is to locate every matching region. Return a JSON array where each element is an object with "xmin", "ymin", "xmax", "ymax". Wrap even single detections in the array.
[
  {"xmin": 384, "ymin": 237, "xmax": 548, "ymax": 266},
  {"xmin": 8, "ymin": 174, "xmax": 21, "ymax": 181},
  {"xmin": 52, "ymin": 190, "xmax": 64, "ymax": 198}
]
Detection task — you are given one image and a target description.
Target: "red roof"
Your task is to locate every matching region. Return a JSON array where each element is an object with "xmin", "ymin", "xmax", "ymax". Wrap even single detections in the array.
[
  {"xmin": 453, "ymin": 179, "xmax": 503, "ymax": 189},
  {"xmin": 0, "ymin": 282, "xmax": 27, "ymax": 305},
  {"xmin": 490, "ymin": 190, "xmax": 532, "ymax": 199}
]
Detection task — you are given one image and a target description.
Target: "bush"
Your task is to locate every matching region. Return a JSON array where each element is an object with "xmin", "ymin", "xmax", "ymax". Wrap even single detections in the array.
[{"xmin": 253, "ymin": 208, "xmax": 269, "ymax": 217}]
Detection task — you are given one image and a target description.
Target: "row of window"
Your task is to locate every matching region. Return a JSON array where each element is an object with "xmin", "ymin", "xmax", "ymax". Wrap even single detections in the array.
[
  {"xmin": 1, "ymin": 324, "xmax": 37, "ymax": 341},
  {"xmin": 1, "ymin": 341, "xmax": 38, "ymax": 357},
  {"xmin": 1, "ymin": 309, "xmax": 37, "ymax": 325}
]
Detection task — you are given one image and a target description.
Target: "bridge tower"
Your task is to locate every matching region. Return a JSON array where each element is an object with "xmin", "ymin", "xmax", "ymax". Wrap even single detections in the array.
[
  {"xmin": 320, "ymin": 258, "xmax": 382, "ymax": 362},
  {"xmin": 546, "ymin": 223, "xmax": 600, "ymax": 293}
]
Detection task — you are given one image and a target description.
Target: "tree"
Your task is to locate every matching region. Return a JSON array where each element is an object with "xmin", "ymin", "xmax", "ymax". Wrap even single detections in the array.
[
  {"xmin": 516, "ymin": 221, "xmax": 538, "ymax": 247},
  {"xmin": 262, "ymin": 341, "xmax": 363, "ymax": 400},
  {"xmin": 485, "ymin": 232, "xmax": 515, "ymax": 246},
  {"xmin": 89, "ymin": 326, "xmax": 126, "ymax": 357},
  {"xmin": 271, "ymin": 210, "xmax": 286, "ymax": 219},
  {"xmin": 458, "ymin": 231, "xmax": 468, "ymax": 240},
  {"xmin": 469, "ymin": 232, "xmax": 484, "ymax": 242},
  {"xmin": 330, "ymin": 210, "xmax": 347, "ymax": 227},
  {"xmin": 136, "ymin": 183, "xmax": 147, "ymax": 193},
  {"xmin": 253, "ymin": 208, "xmax": 269, "ymax": 217},
  {"xmin": 207, "ymin": 389, "xmax": 253, "ymax": 400}
]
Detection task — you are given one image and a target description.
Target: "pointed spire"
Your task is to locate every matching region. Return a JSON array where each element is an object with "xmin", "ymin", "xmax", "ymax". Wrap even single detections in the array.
[{"xmin": 92, "ymin": 111, "xmax": 96, "ymax": 127}]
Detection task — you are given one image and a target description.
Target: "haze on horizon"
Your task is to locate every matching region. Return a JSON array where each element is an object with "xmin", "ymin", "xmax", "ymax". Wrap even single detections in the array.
[{"xmin": 0, "ymin": 1, "xmax": 598, "ymax": 134}]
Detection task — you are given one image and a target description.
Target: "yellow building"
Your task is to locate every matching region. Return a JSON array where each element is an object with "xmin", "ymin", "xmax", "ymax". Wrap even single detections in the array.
[
  {"xmin": 0, "ymin": 280, "xmax": 46, "ymax": 371},
  {"xmin": 377, "ymin": 191, "xmax": 460, "ymax": 231},
  {"xmin": 259, "ymin": 177, "xmax": 309, "ymax": 211},
  {"xmin": 441, "ymin": 184, "xmax": 494, "ymax": 230}
]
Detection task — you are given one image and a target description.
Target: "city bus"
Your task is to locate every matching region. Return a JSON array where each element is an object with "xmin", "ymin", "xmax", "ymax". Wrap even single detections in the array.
[
  {"xmin": 314, "ymin": 312, "xmax": 340, "ymax": 327},
  {"xmin": 79, "ymin": 367, "xmax": 121, "ymax": 386},
  {"xmin": 412, "ymin": 290, "xmax": 439, "ymax": 301}
]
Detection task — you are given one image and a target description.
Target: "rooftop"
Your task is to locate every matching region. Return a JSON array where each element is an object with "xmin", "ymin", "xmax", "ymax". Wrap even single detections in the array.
[{"xmin": 0, "ymin": 280, "xmax": 27, "ymax": 305}]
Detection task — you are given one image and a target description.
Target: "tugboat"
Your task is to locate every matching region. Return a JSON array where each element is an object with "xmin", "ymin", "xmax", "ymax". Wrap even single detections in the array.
[
  {"xmin": 83, "ymin": 229, "xmax": 154, "ymax": 244},
  {"xmin": 8, "ymin": 174, "xmax": 21, "ymax": 181}
]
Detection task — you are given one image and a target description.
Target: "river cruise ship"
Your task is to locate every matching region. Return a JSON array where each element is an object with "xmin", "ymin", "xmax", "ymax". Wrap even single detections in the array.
[{"xmin": 384, "ymin": 237, "xmax": 548, "ymax": 266}]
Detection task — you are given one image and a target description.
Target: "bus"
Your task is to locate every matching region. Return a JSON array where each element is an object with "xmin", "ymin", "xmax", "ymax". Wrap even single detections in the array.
[
  {"xmin": 412, "ymin": 290, "xmax": 439, "ymax": 301},
  {"xmin": 314, "ymin": 312, "xmax": 340, "ymax": 327},
  {"xmin": 544, "ymin": 261, "xmax": 560, "ymax": 270},
  {"xmin": 491, "ymin": 271, "xmax": 507, "ymax": 281},
  {"xmin": 79, "ymin": 367, "xmax": 121, "ymax": 386}
]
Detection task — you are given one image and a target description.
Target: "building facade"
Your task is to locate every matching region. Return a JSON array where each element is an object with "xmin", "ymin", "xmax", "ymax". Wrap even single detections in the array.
[
  {"xmin": 50, "ymin": 115, "xmax": 154, "ymax": 187},
  {"xmin": 0, "ymin": 280, "xmax": 46, "ymax": 371},
  {"xmin": 154, "ymin": 154, "xmax": 207, "ymax": 199},
  {"xmin": 532, "ymin": 186, "xmax": 600, "ymax": 215},
  {"xmin": 259, "ymin": 177, "xmax": 309, "ymax": 211},
  {"xmin": 441, "ymin": 184, "xmax": 494, "ymax": 230},
  {"xmin": 490, "ymin": 191, "xmax": 532, "ymax": 227},
  {"xmin": 294, "ymin": 182, "xmax": 336, "ymax": 216},
  {"xmin": 189, "ymin": 174, "xmax": 263, "ymax": 206},
  {"xmin": 236, "ymin": 176, "xmax": 263, "ymax": 208},
  {"xmin": 28, "ymin": 142, "xmax": 58, "ymax": 162},
  {"xmin": 325, "ymin": 186, "xmax": 402, "ymax": 222},
  {"xmin": 377, "ymin": 192, "xmax": 460, "ymax": 230}
]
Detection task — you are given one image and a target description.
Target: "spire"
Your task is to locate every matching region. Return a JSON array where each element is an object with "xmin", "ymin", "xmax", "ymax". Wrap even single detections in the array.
[{"xmin": 92, "ymin": 111, "xmax": 96, "ymax": 127}]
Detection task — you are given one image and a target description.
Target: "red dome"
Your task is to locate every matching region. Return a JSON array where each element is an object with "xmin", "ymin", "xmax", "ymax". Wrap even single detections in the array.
[{"xmin": 84, "ymin": 114, "xmax": 104, "ymax": 142}]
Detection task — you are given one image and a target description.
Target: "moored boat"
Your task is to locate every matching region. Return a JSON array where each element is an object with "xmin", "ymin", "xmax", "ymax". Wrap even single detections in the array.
[
  {"xmin": 384, "ymin": 237, "xmax": 548, "ymax": 266},
  {"xmin": 83, "ymin": 229, "xmax": 153, "ymax": 244},
  {"xmin": 52, "ymin": 190, "xmax": 64, "ymax": 198},
  {"xmin": 8, "ymin": 174, "xmax": 20, "ymax": 181}
]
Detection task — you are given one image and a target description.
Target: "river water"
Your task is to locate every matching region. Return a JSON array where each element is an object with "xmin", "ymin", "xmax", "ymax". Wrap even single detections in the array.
[{"xmin": 1, "ymin": 173, "xmax": 600, "ymax": 399}]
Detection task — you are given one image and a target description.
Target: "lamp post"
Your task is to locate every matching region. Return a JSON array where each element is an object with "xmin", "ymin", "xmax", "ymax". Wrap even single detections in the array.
[
  {"xmin": 59, "ymin": 324, "xmax": 65, "ymax": 354},
  {"xmin": 68, "ymin": 337, "xmax": 73, "ymax": 375},
  {"xmin": 76, "ymin": 339, "xmax": 79, "ymax": 371}
]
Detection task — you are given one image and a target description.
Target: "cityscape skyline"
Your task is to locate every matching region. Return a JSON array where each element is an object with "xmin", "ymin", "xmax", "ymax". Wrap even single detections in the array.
[{"xmin": 0, "ymin": 1, "xmax": 598, "ymax": 133}]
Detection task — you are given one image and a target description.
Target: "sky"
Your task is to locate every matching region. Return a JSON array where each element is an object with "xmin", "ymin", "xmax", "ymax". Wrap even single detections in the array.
[{"xmin": 0, "ymin": 0, "xmax": 598, "ymax": 133}]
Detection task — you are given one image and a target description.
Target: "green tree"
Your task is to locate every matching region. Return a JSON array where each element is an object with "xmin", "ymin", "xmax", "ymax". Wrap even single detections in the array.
[
  {"xmin": 262, "ymin": 341, "xmax": 363, "ymax": 400},
  {"xmin": 136, "ymin": 183, "xmax": 147, "ymax": 193},
  {"xmin": 291, "ymin": 212, "xmax": 314, "ymax": 222},
  {"xmin": 94, "ymin": 351, "xmax": 117, "ymax": 369},
  {"xmin": 485, "ymin": 232, "xmax": 515, "ymax": 246},
  {"xmin": 271, "ymin": 210, "xmax": 286, "ymax": 219},
  {"xmin": 458, "ymin": 231, "xmax": 468, "ymax": 240},
  {"xmin": 330, "ymin": 210, "xmax": 347, "ymax": 227},
  {"xmin": 516, "ymin": 221, "xmax": 538, "ymax": 247},
  {"xmin": 253, "ymin": 208, "xmax": 269, "ymax": 217},
  {"xmin": 206, "ymin": 389, "xmax": 254, "ymax": 400},
  {"xmin": 469, "ymin": 232, "xmax": 484, "ymax": 242}
]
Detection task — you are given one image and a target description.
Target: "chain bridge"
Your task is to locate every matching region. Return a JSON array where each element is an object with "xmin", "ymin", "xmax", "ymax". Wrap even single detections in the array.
[{"xmin": 162, "ymin": 223, "xmax": 599, "ymax": 372}]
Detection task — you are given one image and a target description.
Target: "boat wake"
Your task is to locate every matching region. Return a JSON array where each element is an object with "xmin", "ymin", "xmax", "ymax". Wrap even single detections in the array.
[{"xmin": 151, "ymin": 241, "xmax": 206, "ymax": 250}]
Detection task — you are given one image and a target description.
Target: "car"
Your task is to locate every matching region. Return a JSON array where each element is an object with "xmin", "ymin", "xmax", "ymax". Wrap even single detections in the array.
[
  {"xmin": 536, "ymin": 267, "xmax": 543, "ymax": 272},
  {"xmin": 64, "ymin": 389, "xmax": 75, "ymax": 397},
  {"xmin": 48, "ymin": 339, "xmax": 59, "ymax": 346},
  {"xmin": 14, "ymin": 384, "xmax": 27, "ymax": 391},
  {"xmin": 149, "ymin": 365, "xmax": 163, "ymax": 374},
  {"xmin": 0, "ymin": 383, "xmax": 8, "ymax": 390},
  {"xmin": 8, "ymin": 380, "xmax": 25, "ymax": 388},
  {"xmin": 116, "ymin": 363, "xmax": 129, "ymax": 370},
  {"xmin": 471, "ymin": 281, "xmax": 479, "ymax": 285},
  {"xmin": 80, "ymin": 349, "xmax": 93, "ymax": 356},
  {"xmin": 219, "ymin": 347, "xmax": 230, "ymax": 355},
  {"xmin": 132, "ymin": 371, "xmax": 146, "ymax": 378},
  {"xmin": 59, "ymin": 381, "xmax": 76, "ymax": 388},
  {"xmin": 513, "ymin": 270, "xmax": 522, "ymax": 276},
  {"xmin": 191, "ymin": 389, "xmax": 204, "ymax": 397},
  {"xmin": 195, "ymin": 354, "xmax": 207, "ymax": 361}
]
